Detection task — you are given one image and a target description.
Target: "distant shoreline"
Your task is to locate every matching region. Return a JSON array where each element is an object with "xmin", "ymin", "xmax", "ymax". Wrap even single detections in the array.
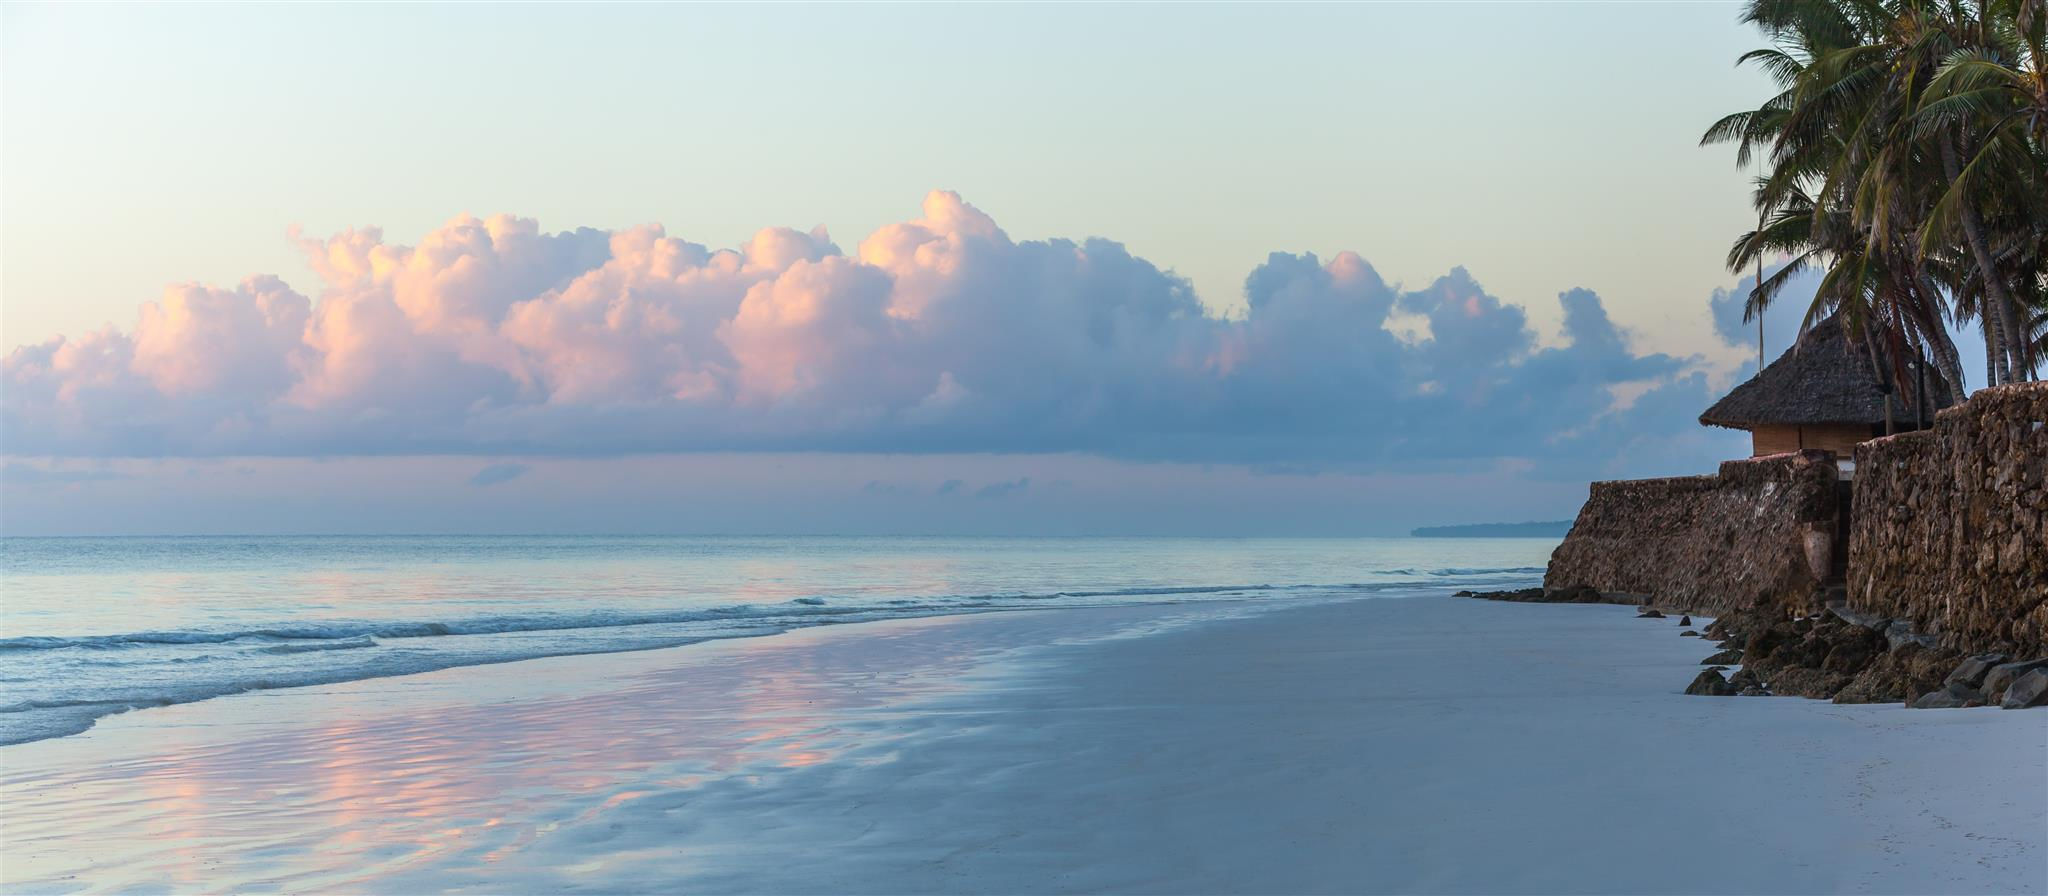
[{"xmin": 1410, "ymin": 521, "xmax": 1571, "ymax": 538}]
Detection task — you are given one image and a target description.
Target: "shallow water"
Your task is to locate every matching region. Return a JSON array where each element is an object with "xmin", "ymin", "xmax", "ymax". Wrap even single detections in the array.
[{"xmin": 0, "ymin": 535, "xmax": 1555, "ymax": 744}]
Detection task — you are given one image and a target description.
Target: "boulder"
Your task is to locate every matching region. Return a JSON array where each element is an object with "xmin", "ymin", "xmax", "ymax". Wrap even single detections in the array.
[
  {"xmin": 1701, "ymin": 648, "xmax": 1744, "ymax": 665},
  {"xmin": 1983, "ymin": 659, "xmax": 2048, "ymax": 699},
  {"xmin": 1685, "ymin": 669, "xmax": 1736, "ymax": 696},
  {"xmin": 1738, "ymin": 687, "xmax": 1770, "ymax": 696},
  {"xmin": 1944, "ymin": 653, "xmax": 2013, "ymax": 689},
  {"xmin": 1637, "ymin": 609, "xmax": 1666, "ymax": 619},
  {"xmin": 1832, "ymin": 643, "xmax": 1963, "ymax": 705},
  {"xmin": 1728, "ymin": 667, "xmax": 1762, "ymax": 691},
  {"xmin": 1911, "ymin": 682, "xmax": 1984, "ymax": 709},
  {"xmin": 1678, "ymin": 615, "xmax": 1692, "ymax": 627},
  {"xmin": 1681, "ymin": 630, "xmax": 1701, "ymax": 637},
  {"xmin": 2001, "ymin": 669, "xmax": 2048, "ymax": 709},
  {"xmin": 1765, "ymin": 667, "xmax": 1852, "ymax": 699}
]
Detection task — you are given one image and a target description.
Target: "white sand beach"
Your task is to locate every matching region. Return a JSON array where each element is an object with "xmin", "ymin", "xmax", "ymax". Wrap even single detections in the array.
[{"xmin": 4, "ymin": 594, "xmax": 2043, "ymax": 894}]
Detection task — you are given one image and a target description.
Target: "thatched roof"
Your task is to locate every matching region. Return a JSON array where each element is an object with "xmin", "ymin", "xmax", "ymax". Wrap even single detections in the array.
[{"xmin": 1699, "ymin": 315, "xmax": 1956, "ymax": 431}]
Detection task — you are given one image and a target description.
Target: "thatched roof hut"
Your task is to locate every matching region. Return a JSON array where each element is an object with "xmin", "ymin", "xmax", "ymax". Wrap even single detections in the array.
[{"xmin": 1700, "ymin": 314, "xmax": 1955, "ymax": 458}]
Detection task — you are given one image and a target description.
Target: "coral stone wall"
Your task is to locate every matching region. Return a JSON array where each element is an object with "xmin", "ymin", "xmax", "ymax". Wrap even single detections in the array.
[
  {"xmin": 1545, "ymin": 450, "xmax": 1841, "ymax": 615},
  {"xmin": 1850, "ymin": 383, "xmax": 2048, "ymax": 657}
]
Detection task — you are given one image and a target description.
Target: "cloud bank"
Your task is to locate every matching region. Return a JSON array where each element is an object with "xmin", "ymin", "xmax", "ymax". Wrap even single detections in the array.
[{"xmin": 3, "ymin": 192, "xmax": 1716, "ymax": 469}]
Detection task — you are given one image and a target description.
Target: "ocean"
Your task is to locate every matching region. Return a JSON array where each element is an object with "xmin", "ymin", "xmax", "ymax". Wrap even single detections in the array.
[{"xmin": 0, "ymin": 535, "xmax": 1554, "ymax": 746}]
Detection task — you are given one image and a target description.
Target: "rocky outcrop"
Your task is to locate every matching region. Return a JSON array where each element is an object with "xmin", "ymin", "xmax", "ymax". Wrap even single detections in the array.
[
  {"xmin": 1545, "ymin": 451, "xmax": 1840, "ymax": 617},
  {"xmin": 1849, "ymin": 382, "xmax": 2048, "ymax": 659}
]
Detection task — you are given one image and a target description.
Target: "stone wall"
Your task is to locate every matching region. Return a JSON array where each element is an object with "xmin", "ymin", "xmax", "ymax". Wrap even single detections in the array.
[
  {"xmin": 1849, "ymin": 383, "xmax": 2048, "ymax": 658},
  {"xmin": 1545, "ymin": 451, "xmax": 1841, "ymax": 616}
]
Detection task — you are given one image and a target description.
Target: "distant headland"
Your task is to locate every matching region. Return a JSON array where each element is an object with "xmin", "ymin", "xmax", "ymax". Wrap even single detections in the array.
[{"xmin": 1410, "ymin": 521, "xmax": 1572, "ymax": 538}]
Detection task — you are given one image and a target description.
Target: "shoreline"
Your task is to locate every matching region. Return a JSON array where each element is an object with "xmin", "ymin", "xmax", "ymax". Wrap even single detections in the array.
[
  {"xmin": 1461, "ymin": 586, "xmax": 2048, "ymax": 710},
  {"xmin": 5, "ymin": 591, "xmax": 2042, "ymax": 894}
]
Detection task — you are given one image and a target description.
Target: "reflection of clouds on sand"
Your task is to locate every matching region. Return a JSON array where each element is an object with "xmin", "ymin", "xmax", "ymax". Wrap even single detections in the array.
[{"xmin": 2, "ymin": 603, "xmax": 1242, "ymax": 891}]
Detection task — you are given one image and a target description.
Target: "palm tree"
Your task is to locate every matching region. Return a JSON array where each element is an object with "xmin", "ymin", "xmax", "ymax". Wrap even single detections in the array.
[{"xmin": 1707, "ymin": 0, "xmax": 2046, "ymax": 391}]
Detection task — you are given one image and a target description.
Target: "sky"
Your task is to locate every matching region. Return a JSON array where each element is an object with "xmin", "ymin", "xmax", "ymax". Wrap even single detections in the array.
[{"xmin": 0, "ymin": 2, "xmax": 1937, "ymax": 536}]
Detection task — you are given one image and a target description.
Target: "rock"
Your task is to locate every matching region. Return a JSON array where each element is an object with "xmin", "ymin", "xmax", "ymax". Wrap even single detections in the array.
[
  {"xmin": 1728, "ymin": 667, "xmax": 1762, "ymax": 691},
  {"xmin": 1637, "ymin": 609, "xmax": 1665, "ymax": 619},
  {"xmin": 1825, "ymin": 601, "xmax": 1890, "ymax": 630},
  {"xmin": 2002, "ymin": 669, "xmax": 2048, "ymax": 709},
  {"xmin": 1463, "ymin": 588, "xmax": 1546, "ymax": 601},
  {"xmin": 1744, "ymin": 623, "xmax": 1798, "ymax": 665},
  {"xmin": 1453, "ymin": 590, "xmax": 1475, "ymax": 597},
  {"xmin": 1945, "ymin": 653, "xmax": 2013, "ymax": 689},
  {"xmin": 1678, "ymin": 615, "xmax": 1692, "ymax": 627},
  {"xmin": 1818, "ymin": 626, "xmax": 1887, "ymax": 675},
  {"xmin": 1533, "ymin": 585, "xmax": 1604, "ymax": 603},
  {"xmin": 1833, "ymin": 643, "xmax": 1964, "ymax": 705},
  {"xmin": 1885, "ymin": 620, "xmax": 1939, "ymax": 652},
  {"xmin": 1559, "ymin": 585, "xmax": 1606, "ymax": 603},
  {"xmin": 1685, "ymin": 669, "xmax": 1736, "ymax": 696},
  {"xmin": 1983, "ymin": 659, "xmax": 2048, "ymax": 699},
  {"xmin": 1701, "ymin": 648, "xmax": 1744, "ymax": 665},
  {"xmin": 1681, "ymin": 630, "xmax": 1701, "ymax": 637},
  {"xmin": 1738, "ymin": 687, "xmax": 1770, "ymax": 696},
  {"xmin": 1792, "ymin": 617, "xmax": 1815, "ymax": 635},
  {"xmin": 1765, "ymin": 667, "xmax": 1852, "ymax": 699},
  {"xmin": 1910, "ymin": 682, "xmax": 1984, "ymax": 709}
]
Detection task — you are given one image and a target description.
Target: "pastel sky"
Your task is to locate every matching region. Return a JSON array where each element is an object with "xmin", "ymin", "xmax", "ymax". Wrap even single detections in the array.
[{"xmin": 0, "ymin": 2, "xmax": 1950, "ymax": 536}]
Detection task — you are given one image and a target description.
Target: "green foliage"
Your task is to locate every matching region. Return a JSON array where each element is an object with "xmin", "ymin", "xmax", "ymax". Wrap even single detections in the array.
[{"xmin": 1705, "ymin": 0, "xmax": 2048, "ymax": 392}]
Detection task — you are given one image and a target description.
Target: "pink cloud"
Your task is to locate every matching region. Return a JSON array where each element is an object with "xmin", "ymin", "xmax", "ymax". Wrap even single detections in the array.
[{"xmin": 1, "ymin": 192, "xmax": 1711, "ymax": 469}]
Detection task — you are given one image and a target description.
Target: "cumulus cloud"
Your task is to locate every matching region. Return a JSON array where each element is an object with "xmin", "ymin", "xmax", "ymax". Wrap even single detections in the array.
[
  {"xmin": 1710, "ymin": 262, "xmax": 1824, "ymax": 365},
  {"xmin": 2, "ymin": 192, "xmax": 1717, "ymax": 469}
]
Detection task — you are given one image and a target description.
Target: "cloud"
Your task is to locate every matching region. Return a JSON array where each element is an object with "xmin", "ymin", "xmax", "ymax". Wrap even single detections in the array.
[
  {"xmin": 0, "ymin": 462, "xmax": 133, "ymax": 485},
  {"xmin": 1710, "ymin": 262, "xmax": 1824, "ymax": 365},
  {"xmin": 974, "ymin": 477, "xmax": 1031, "ymax": 499},
  {"xmin": 468, "ymin": 463, "xmax": 529, "ymax": 487},
  {"xmin": 2, "ymin": 192, "xmax": 1719, "ymax": 471}
]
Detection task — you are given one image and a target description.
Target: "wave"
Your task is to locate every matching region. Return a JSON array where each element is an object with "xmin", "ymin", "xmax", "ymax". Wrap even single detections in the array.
[
  {"xmin": 0, "ymin": 604, "xmax": 909, "ymax": 653},
  {"xmin": 0, "ymin": 564, "xmax": 1553, "ymax": 747},
  {"xmin": 258, "ymin": 636, "xmax": 379, "ymax": 655},
  {"xmin": 0, "ymin": 568, "xmax": 1548, "ymax": 655}
]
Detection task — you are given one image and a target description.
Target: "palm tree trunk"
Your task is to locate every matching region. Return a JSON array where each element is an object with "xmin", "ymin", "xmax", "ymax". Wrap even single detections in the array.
[
  {"xmin": 1940, "ymin": 133, "xmax": 2027, "ymax": 383},
  {"xmin": 1985, "ymin": 304, "xmax": 2010, "ymax": 386},
  {"xmin": 1912, "ymin": 272, "xmax": 1971, "ymax": 401},
  {"xmin": 1861, "ymin": 320, "xmax": 1896, "ymax": 436}
]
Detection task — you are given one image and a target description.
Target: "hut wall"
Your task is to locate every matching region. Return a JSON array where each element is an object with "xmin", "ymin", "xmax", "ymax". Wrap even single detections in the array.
[
  {"xmin": 1849, "ymin": 383, "xmax": 2048, "ymax": 658},
  {"xmin": 1750, "ymin": 423, "xmax": 1877, "ymax": 458},
  {"xmin": 1544, "ymin": 450, "xmax": 1841, "ymax": 616}
]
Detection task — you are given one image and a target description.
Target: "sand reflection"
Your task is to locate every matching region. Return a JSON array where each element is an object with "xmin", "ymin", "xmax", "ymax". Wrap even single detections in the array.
[{"xmin": 0, "ymin": 613, "xmax": 1000, "ymax": 892}]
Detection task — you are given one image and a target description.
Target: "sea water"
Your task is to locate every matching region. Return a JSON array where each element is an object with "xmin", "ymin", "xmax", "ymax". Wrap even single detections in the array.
[{"xmin": 0, "ymin": 535, "xmax": 1553, "ymax": 745}]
